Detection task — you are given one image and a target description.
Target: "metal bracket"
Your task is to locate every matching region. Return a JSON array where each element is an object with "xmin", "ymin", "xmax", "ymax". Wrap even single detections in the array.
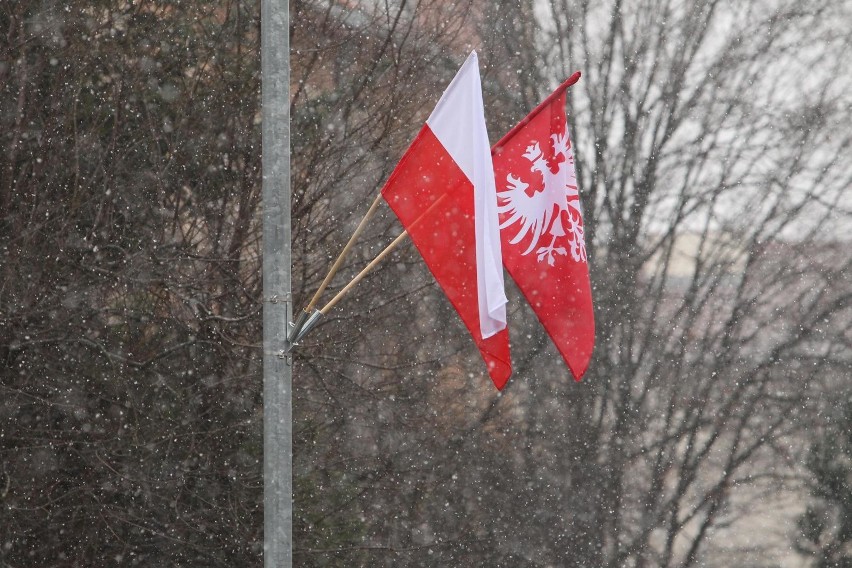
[
  {"xmin": 276, "ymin": 349, "xmax": 292, "ymax": 366},
  {"xmin": 267, "ymin": 294, "xmax": 294, "ymax": 361},
  {"xmin": 287, "ymin": 309, "xmax": 311, "ymax": 343},
  {"xmin": 282, "ymin": 309, "xmax": 323, "ymax": 354}
]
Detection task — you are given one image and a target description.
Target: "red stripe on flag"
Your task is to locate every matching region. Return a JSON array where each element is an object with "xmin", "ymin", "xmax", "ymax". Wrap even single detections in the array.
[{"xmin": 382, "ymin": 125, "xmax": 512, "ymax": 389}]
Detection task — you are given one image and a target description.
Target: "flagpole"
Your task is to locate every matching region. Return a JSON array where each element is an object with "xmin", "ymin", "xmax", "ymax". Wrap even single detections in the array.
[
  {"xmin": 302, "ymin": 192, "xmax": 384, "ymax": 314},
  {"xmin": 261, "ymin": 0, "xmax": 292, "ymax": 566},
  {"xmin": 320, "ymin": 228, "xmax": 410, "ymax": 315},
  {"xmin": 317, "ymin": 189, "xmax": 453, "ymax": 317}
]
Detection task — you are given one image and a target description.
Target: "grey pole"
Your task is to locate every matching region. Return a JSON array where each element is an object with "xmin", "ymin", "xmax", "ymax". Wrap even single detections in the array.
[{"xmin": 261, "ymin": 0, "xmax": 292, "ymax": 566}]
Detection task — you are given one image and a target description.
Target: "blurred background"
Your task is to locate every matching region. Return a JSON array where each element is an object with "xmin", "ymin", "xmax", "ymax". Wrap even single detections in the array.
[{"xmin": 1, "ymin": 1, "xmax": 850, "ymax": 566}]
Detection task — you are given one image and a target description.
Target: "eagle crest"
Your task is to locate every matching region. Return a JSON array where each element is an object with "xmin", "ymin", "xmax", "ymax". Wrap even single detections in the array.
[{"xmin": 497, "ymin": 127, "xmax": 586, "ymax": 266}]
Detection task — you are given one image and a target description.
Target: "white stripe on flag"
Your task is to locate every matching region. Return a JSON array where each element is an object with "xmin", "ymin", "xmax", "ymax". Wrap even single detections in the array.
[{"xmin": 426, "ymin": 51, "xmax": 507, "ymax": 338}]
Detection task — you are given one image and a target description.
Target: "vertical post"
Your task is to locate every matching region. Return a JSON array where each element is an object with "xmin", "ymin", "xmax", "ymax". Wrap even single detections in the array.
[{"xmin": 261, "ymin": 0, "xmax": 292, "ymax": 566}]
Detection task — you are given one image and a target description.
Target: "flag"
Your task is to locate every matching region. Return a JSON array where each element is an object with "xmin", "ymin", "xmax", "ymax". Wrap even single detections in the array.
[
  {"xmin": 381, "ymin": 52, "xmax": 511, "ymax": 390},
  {"xmin": 491, "ymin": 73, "xmax": 595, "ymax": 380}
]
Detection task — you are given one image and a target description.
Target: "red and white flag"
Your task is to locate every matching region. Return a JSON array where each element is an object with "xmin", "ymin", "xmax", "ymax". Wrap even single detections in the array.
[
  {"xmin": 381, "ymin": 52, "xmax": 512, "ymax": 389},
  {"xmin": 491, "ymin": 73, "xmax": 595, "ymax": 381}
]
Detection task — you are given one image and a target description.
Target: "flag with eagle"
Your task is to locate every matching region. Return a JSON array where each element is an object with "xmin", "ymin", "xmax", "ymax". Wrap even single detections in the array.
[{"xmin": 491, "ymin": 73, "xmax": 595, "ymax": 381}]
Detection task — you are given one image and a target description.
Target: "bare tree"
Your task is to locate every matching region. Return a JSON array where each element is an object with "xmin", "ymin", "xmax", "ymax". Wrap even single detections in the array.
[
  {"xmin": 1, "ymin": 0, "xmax": 496, "ymax": 565},
  {"xmin": 473, "ymin": 0, "xmax": 852, "ymax": 566},
  {"xmin": 1, "ymin": 1, "xmax": 266, "ymax": 564},
  {"xmin": 3, "ymin": 0, "xmax": 850, "ymax": 566}
]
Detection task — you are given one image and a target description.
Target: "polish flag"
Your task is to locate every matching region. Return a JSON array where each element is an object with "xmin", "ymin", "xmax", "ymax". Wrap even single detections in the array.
[
  {"xmin": 491, "ymin": 73, "xmax": 595, "ymax": 381},
  {"xmin": 381, "ymin": 52, "xmax": 512, "ymax": 389}
]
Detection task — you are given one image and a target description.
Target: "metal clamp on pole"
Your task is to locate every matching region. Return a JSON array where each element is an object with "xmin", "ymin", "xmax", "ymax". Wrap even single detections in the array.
[
  {"xmin": 284, "ymin": 309, "xmax": 323, "ymax": 353},
  {"xmin": 286, "ymin": 309, "xmax": 312, "ymax": 344}
]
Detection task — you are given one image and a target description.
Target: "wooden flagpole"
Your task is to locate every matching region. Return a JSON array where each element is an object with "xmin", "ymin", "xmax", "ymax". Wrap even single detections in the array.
[
  {"xmin": 318, "ymin": 191, "xmax": 450, "ymax": 316},
  {"xmin": 320, "ymin": 229, "xmax": 410, "ymax": 314},
  {"xmin": 303, "ymin": 192, "xmax": 384, "ymax": 314}
]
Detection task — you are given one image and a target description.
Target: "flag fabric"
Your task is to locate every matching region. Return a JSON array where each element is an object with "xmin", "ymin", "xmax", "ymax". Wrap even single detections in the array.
[
  {"xmin": 381, "ymin": 51, "xmax": 512, "ymax": 390},
  {"xmin": 491, "ymin": 73, "xmax": 595, "ymax": 381}
]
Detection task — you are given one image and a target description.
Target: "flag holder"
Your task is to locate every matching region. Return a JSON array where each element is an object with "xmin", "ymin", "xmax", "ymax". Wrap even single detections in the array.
[
  {"xmin": 286, "ymin": 191, "xmax": 385, "ymax": 346},
  {"xmin": 284, "ymin": 229, "xmax": 411, "ymax": 351},
  {"xmin": 287, "ymin": 187, "xmax": 456, "ymax": 347},
  {"xmin": 288, "ymin": 308, "xmax": 324, "ymax": 345}
]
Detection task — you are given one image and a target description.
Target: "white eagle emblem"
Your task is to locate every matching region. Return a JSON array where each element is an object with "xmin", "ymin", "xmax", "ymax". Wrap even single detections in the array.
[{"xmin": 497, "ymin": 127, "xmax": 586, "ymax": 266}]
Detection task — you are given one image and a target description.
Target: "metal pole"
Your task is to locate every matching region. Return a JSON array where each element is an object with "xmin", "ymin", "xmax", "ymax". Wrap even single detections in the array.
[{"xmin": 261, "ymin": 0, "xmax": 291, "ymax": 566}]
